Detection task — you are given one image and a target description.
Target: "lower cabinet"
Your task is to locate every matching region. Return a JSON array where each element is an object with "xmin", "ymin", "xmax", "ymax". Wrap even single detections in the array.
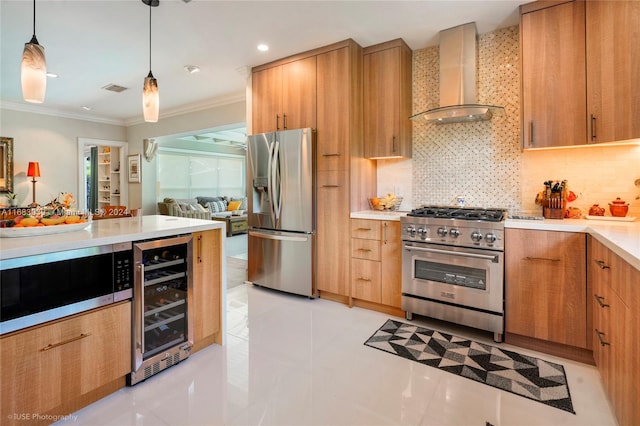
[
  {"xmin": 350, "ymin": 219, "xmax": 401, "ymax": 310},
  {"xmin": 589, "ymin": 236, "xmax": 639, "ymax": 426},
  {"xmin": 505, "ymin": 229, "xmax": 588, "ymax": 350},
  {"xmin": 1, "ymin": 302, "xmax": 131, "ymax": 426},
  {"xmin": 192, "ymin": 229, "xmax": 223, "ymax": 351}
]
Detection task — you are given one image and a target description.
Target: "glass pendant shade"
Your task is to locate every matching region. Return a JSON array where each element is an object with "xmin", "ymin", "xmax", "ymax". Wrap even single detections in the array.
[
  {"xmin": 143, "ymin": 71, "xmax": 159, "ymax": 123},
  {"xmin": 21, "ymin": 36, "xmax": 47, "ymax": 104}
]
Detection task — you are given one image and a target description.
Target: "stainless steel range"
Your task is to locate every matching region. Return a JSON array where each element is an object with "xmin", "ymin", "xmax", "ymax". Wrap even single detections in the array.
[{"xmin": 401, "ymin": 206, "xmax": 506, "ymax": 342}]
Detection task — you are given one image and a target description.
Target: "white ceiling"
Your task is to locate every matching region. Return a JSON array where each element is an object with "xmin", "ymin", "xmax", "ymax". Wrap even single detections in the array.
[{"xmin": 0, "ymin": 0, "xmax": 527, "ymax": 126}]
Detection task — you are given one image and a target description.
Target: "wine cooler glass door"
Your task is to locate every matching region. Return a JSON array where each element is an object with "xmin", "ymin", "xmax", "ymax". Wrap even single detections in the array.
[{"xmin": 133, "ymin": 235, "xmax": 193, "ymax": 372}]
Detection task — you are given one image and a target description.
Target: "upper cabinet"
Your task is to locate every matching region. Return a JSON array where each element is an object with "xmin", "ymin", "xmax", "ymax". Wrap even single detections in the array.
[
  {"xmin": 251, "ymin": 56, "xmax": 317, "ymax": 134},
  {"xmin": 520, "ymin": 1, "xmax": 586, "ymax": 149},
  {"xmin": 521, "ymin": 0, "xmax": 640, "ymax": 148},
  {"xmin": 586, "ymin": 0, "xmax": 640, "ymax": 143},
  {"xmin": 363, "ymin": 39, "xmax": 412, "ymax": 159}
]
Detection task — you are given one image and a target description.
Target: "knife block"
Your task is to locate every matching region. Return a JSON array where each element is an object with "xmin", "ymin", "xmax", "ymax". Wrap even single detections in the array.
[{"xmin": 542, "ymin": 196, "xmax": 566, "ymax": 219}]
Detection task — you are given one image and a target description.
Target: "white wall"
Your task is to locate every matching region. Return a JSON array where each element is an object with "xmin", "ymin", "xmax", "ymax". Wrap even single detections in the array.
[
  {"xmin": 1, "ymin": 98, "xmax": 246, "ymax": 213},
  {"xmin": 0, "ymin": 109, "xmax": 125, "ymax": 206}
]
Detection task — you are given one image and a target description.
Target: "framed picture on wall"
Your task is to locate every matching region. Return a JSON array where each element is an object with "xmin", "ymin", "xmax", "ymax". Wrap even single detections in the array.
[{"xmin": 128, "ymin": 154, "xmax": 141, "ymax": 183}]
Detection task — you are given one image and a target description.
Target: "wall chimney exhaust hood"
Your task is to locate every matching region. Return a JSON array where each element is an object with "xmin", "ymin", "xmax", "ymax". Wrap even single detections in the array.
[{"xmin": 410, "ymin": 22, "xmax": 504, "ymax": 124}]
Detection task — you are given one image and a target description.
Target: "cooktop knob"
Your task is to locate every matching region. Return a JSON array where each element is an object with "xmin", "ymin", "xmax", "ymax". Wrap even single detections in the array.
[
  {"xmin": 471, "ymin": 231, "xmax": 483, "ymax": 242},
  {"xmin": 449, "ymin": 228, "xmax": 460, "ymax": 238},
  {"xmin": 406, "ymin": 225, "xmax": 416, "ymax": 236},
  {"xmin": 417, "ymin": 228, "xmax": 428, "ymax": 238},
  {"xmin": 485, "ymin": 233, "xmax": 497, "ymax": 243},
  {"xmin": 437, "ymin": 227, "xmax": 448, "ymax": 237}
]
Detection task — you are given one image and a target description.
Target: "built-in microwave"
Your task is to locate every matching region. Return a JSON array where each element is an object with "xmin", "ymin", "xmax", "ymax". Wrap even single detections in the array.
[{"xmin": 0, "ymin": 242, "xmax": 133, "ymax": 335}]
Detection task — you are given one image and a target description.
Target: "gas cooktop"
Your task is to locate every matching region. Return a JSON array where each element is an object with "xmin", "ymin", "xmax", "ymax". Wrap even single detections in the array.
[{"xmin": 406, "ymin": 206, "xmax": 507, "ymax": 222}]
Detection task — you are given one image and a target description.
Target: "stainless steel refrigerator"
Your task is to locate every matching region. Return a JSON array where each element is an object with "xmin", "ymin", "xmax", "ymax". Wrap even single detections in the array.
[{"xmin": 246, "ymin": 128, "xmax": 316, "ymax": 298}]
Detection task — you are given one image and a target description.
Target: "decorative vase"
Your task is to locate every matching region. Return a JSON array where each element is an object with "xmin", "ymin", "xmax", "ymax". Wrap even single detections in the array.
[
  {"xmin": 608, "ymin": 198, "xmax": 629, "ymax": 217},
  {"xmin": 588, "ymin": 204, "xmax": 605, "ymax": 216}
]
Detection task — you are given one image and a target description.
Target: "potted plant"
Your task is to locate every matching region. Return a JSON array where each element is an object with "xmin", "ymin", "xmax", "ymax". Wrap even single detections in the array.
[{"xmin": 5, "ymin": 191, "xmax": 17, "ymax": 207}]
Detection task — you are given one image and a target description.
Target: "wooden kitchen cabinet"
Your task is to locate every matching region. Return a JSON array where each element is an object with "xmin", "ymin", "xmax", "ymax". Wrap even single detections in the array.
[
  {"xmin": 586, "ymin": 0, "xmax": 640, "ymax": 143},
  {"xmin": 251, "ymin": 56, "xmax": 316, "ymax": 134},
  {"xmin": 521, "ymin": 0, "xmax": 640, "ymax": 147},
  {"xmin": 1, "ymin": 302, "xmax": 131, "ymax": 426},
  {"xmin": 588, "ymin": 236, "xmax": 640, "ymax": 426},
  {"xmin": 363, "ymin": 39, "xmax": 412, "ymax": 159},
  {"xmin": 317, "ymin": 170, "xmax": 351, "ymax": 297},
  {"xmin": 192, "ymin": 229, "xmax": 223, "ymax": 352},
  {"xmin": 505, "ymin": 229, "xmax": 588, "ymax": 349},
  {"xmin": 350, "ymin": 219, "xmax": 402, "ymax": 310},
  {"xmin": 520, "ymin": 0, "xmax": 587, "ymax": 148}
]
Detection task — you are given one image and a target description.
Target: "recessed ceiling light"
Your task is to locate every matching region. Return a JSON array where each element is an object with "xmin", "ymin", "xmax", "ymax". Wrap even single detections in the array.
[
  {"xmin": 184, "ymin": 65, "xmax": 200, "ymax": 74},
  {"xmin": 81, "ymin": 106, "xmax": 92, "ymax": 111},
  {"xmin": 46, "ymin": 72, "xmax": 58, "ymax": 78},
  {"xmin": 257, "ymin": 44, "xmax": 269, "ymax": 52}
]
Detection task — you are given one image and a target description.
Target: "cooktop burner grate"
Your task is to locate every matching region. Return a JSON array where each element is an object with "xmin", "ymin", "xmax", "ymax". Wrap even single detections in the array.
[{"xmin": 407, "ymin": 206, "xmax": 506, "ymax": 222}]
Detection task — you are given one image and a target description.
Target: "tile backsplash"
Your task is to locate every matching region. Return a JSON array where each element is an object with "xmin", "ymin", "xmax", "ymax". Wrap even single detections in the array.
[{"xmin": 377, "ymin": 25, "xmax": 640, "ymax": 218}]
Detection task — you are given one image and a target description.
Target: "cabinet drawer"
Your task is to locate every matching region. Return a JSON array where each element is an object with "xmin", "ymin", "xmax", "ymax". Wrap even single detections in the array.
[
  {"xmin": 351, "ymin": 219, "xmax": 381, "ymax": 240},
  {"xmin": 351, "ymin": 238, "xmax": 381, "ymax": 261},
  {"xmin": 351, "ymin": 258, "xmax": 381, "ymax": 304}
]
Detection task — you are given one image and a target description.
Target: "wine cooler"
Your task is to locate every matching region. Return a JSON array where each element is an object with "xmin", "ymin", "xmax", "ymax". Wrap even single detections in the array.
[{"xmin": 128, "ymin": 235, "xmax": 193, "ymax": 385}]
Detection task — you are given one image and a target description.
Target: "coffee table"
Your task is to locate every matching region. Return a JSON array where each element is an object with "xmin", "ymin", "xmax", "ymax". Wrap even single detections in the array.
[{"xmin": 212, "ymin": 214, "xmax": 248, "ymax": 237}]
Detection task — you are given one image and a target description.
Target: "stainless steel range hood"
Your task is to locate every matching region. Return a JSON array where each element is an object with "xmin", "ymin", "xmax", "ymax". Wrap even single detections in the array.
[{"xmin": 410, "ymin": 22, "xmax": 504, "ymax": 124}]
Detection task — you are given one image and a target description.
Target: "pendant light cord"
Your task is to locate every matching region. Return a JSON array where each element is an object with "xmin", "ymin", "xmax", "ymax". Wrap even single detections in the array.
[
  {"xmin": 148, "ymin": 4, "xmax": 152, "ymax": 72},
  {"xmin": 32, "ymin": 0, "xmax": 36, "ymax": 36}
]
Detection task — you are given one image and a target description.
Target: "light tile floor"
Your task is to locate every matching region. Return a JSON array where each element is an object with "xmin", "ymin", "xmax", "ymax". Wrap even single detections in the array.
[{"xmin": 57, "ymin": 280, "xmax": 617, "ymax": 426}]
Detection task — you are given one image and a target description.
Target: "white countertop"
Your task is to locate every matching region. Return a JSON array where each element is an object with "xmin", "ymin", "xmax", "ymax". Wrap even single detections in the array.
[
  {"xmin": 0, "ymin": 215, "xmax": 225, "ymax": 260},
  {"xmin": 506, "ymin": 218, "xmax": 640, "ymax": 271},
  {"xmin": 350, "ymin": 210, "xmax": 407, "ymax": 221},
  {"xmin": 350, "ymin": 211, "xmax": 639, "ymax": 271}
]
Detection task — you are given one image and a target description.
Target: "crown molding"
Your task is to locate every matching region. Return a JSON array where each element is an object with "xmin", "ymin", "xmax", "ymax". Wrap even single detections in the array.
[
  {"xmin": 0, "ymin": 100, "xmax": 126, "ymax": 126},
  {"xmin": 1, "ymin": 90, "xmax": 246, "ymax": 128}
]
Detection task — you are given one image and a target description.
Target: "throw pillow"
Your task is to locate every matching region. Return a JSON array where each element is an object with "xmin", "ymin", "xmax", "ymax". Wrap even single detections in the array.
[
  {"xmin": 197, "ymin": 196, "xmax": 224, "ymax": 208},
  {"xmin": 206, "ymin": 200, "xmax": 227, "ymax": 213},
  {"xmin": 230, "ymin": 197, "xmax": 247, "ymax": 210},
  {"xmin": 227, "ymin": 200, "xmax": 242, "ymax": 211},
  {"xmin": 195, "ymin": 203, "xmax": 208, "ymax": 213}
]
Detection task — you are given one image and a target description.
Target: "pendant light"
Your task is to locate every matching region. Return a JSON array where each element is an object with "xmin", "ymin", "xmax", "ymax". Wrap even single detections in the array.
[
  {"xmin": 21, "ymin": 0, "xmax": 47, "ymax": 103},
  {"xmin": 142, "ymin": 0, "xmax": 159, "ymax": 122}
]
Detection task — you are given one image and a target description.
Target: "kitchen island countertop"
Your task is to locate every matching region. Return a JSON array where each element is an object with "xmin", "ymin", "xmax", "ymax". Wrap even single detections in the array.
[
  {"xmin": 0, "ymin": 215, "xmax": 225, "ymax": 260},
  {"xmin": 506, "ymin": 218, "xmax": 640, "ymax": 271}
]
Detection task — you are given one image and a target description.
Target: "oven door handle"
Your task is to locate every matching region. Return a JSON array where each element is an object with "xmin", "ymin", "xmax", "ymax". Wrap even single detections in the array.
[{"xmin": 403, "ymin": 245, "xmax": 500, "ymax": 263}]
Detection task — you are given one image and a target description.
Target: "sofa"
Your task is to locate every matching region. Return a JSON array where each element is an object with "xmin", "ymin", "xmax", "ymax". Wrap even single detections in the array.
[{"xmin": 158, "ymin": 196, "xmax": 248, "ymax": 236}]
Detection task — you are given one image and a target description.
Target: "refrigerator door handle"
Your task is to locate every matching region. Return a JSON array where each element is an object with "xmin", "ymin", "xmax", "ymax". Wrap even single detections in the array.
[
  {"xmin": 249, "ymin": 231, "xmax": 309, "ymax": 242},
  {"xmin": 267, "ymin": 139, "xmax": 276, "ymax": 226},
  {"xmin": 272, "ymin": 140, "xmax": 282, "ymax": 223}
]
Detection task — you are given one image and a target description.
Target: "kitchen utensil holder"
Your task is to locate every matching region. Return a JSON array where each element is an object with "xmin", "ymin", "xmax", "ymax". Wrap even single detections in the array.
[{"xmin": 542, "ymin": 196, "xmax": 566, "ymax": 219}]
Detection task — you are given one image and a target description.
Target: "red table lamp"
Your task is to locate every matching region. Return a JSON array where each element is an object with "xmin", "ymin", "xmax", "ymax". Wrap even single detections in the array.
[{"xmin": 27, "ymin": 161, "xmax": 40, "ymax": 207}]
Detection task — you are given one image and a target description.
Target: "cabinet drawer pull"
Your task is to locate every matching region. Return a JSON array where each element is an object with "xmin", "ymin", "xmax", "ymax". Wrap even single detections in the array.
[
  {"xmin": 524, "ymin": 256, "xmax": 560, "ymax": 262},
  {"xmin": 356, "ymin": 248, "xmax": 372, "ymax": 252},
  {"xmin": 197, "ymin": 235, "xmax": 203, "ymax": 264},
  {"xmin": 356, "ymin": 277, "xmax": 371, "ymax": 282},
  {"xmin": 322, "ymin": 153, "xmax": 341, "ymax": 157},
  {"xmin": 283, "ymin": 113, "xmax": 287, "ymax": 129},
  {"xmin": 356, "ymin": 228, "xmax": 372, "ymax": 231},
  {"xmin": 321, "ymin": 184, "xmax": 340, "ymax": 188},
  {"xmin": 594, "ymin": 260, "xmax": 610, "ymax": 270},
  {"xmin": 383, "ymin": 222, "xmax": 388, "ymax": 244},
  {"xmin": 392, "ymin": 135, "xmax": 397, "ymax": 153},
  {"xmin": 590, "ymin": 114, "xmax": 596, "ymax": 141},
  {"xmin": 594, "ymin": 294, "xmax": 609, "ymax": 308},
  {"xmin": 276, "ymin": 114, "xmax": 280, "ymax": 130},
  {"xmin": 529, "ymin": 121, "xmax": 534, "ymax": 147},
  {"xmin": 595, "ymin": 329, "xmax": 610, "ymax": 347},
  {"xmin": 41, "ymin": 333, "xmax": 91, "ymax": 351}
]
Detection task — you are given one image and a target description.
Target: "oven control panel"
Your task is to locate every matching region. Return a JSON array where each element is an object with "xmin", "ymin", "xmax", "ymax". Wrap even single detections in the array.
[{"xmin": 401, "ymin": 217, "xmax": 504, "ymax": 250}]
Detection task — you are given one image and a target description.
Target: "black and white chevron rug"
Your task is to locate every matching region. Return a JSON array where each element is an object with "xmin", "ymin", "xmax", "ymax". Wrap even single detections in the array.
[{"xmin": 364, "ymin": 319, "xmax": 575, "ymax": 414}]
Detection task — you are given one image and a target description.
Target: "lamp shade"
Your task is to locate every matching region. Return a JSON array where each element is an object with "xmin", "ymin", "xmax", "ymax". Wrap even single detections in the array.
[
  {"xmin": 143, "ymin": 71, "xmax": 159, "ymax": 122},
  {"xmin": 27, "ymin": 161, "xmax": 41, "ymax": 178},
  {"xmin": 21, "ymin": 37, "xmax": 47, "ymax": 103}
]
